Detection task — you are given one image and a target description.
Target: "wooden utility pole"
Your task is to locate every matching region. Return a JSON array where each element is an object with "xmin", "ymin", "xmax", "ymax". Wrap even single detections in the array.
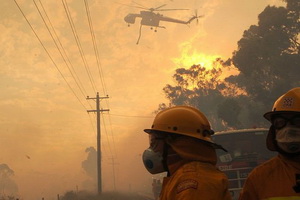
[{"xmin": 87, "ymin": 92, "xmax": 109, "ymax": 195}]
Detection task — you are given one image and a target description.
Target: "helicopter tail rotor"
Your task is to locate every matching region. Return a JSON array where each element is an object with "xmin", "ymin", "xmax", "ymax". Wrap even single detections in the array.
[
  {"xmin": 195, "ymin": 10, "xmax": 199, "ymax": 24},
  {"xmin": 192, "ymin": 9, "xmax": 204, "ymax": 24}
]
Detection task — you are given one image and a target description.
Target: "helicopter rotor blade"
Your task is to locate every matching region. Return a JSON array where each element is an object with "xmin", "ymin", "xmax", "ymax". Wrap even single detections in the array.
[
  {"xmin": 117, "ymin": 1, "xmax": 190, "ymax": 13},
  {"xmin": 115, "ymin": 2, "xmax": 148, "ymax": 10},
  {"xmin": 153, "ymin": 4, "xmax": 167, "ymax": 10},
  {"xmin": 157, "ymin": 8, "xmax": 190, "ymax": 11},
  {"xmin": 131, "ymin": 1, "xmax": 148, "ymax": 9}
]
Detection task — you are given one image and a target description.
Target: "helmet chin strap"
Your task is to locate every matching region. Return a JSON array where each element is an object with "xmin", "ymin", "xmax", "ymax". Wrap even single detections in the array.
[
  {"xmin": 163, "ymin": 140, "xmax": 189, "ymax": 177},
  {"xmin": 162, "ymin": 142, "xmax": 170, "ymax": 177}
]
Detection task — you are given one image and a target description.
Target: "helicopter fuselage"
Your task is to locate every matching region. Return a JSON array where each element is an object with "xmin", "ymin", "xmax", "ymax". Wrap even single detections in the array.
[
  {"xmin": 140, "ymin": 11, "xmax": 161, "ymax": 27},
  {"xmin": 124, "ymin": 10, "xmax": 197, "ymax": 28},
  {"xmin": 122, "ymin": 3, "xmax": 201, "ymax": 44},
  {"xmin": 124, "ymin": 11, "xmax": 161, "ymax": 27},
  {"xmin": 124, "ymin": 13, "xmax": 140, "ymax": 24}
]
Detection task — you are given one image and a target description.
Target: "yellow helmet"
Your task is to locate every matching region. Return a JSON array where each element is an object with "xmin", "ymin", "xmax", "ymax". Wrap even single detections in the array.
[
  {"xmin": 264, "ymin": 87, "xmax": 300, "ymax": 121},
  {"xmin": 144, "ymin": 105, "xmax": 214, "ymax": 143}
]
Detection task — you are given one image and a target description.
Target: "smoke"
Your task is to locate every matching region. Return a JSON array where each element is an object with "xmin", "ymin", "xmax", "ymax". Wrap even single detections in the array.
[
  {"xmin": 61, "ymin": 190, "xmax": 150, "ymax": 200},
  {"xmin": 0, "ymin": 164, "xmax": 18, "ymax": 197},
  {"xmin": 81, "ymin": 147, "xmax": 97, "ymax": 191}
]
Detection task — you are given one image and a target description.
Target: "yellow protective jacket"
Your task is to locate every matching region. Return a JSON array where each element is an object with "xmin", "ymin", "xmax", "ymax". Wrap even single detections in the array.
[
  {"xmin": 239, "ymin": 154, "xmax": 300, "ymax": 200},
  {"xmin": 159, "ymin": 161, "xmax": 232, "ymax": 200}
]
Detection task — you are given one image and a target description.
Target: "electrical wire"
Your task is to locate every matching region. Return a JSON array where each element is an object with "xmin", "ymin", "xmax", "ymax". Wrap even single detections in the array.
[
  {"xmin": 101, "ymin": 113, "xmax": 115, "ymax": 158},
  {"xmin": 62, "ymin": 0, "xmax": 97, "ymax": 94},
  {"xmin": 83, "ymin": 0, "xmax": 117, "ymax": 162},
  {"xmin": 84, "ymin": 0, "xmax": 108, "ymax": 96},
  {"xmin": 104, "ymin": 113, "xmax": 155, "ymax": 118},
  {"xmin": 17, "ymin": 1, "xmax": 126, "ymax": 182},
  {"xmin": 106, "ymin": 114, "xmax": 117, "ymax": 157},
  {"xmin": 34, "ymin": 0, "xmax": 93, "ymax": 109},
  {"xmin": 14, "ymin": 0, "xmax": 88, "ymax": 111}
]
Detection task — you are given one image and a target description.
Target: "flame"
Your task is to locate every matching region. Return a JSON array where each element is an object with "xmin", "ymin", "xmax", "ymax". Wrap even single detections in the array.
[
  {"xmin": 172, "ymin": 48, "xmax": 220, "ymax": 70},
  {"xmin": 170, "ymin": 44, "xmax": 243, "ymax": 95}
]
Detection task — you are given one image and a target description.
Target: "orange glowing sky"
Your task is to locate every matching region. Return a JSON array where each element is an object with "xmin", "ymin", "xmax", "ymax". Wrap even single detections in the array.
[{"xmin": 0, "ymin": 0, "xmax": 284, "ymax": 199}]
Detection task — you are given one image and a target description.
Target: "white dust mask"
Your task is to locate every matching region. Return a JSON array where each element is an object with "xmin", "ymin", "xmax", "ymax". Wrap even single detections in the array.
[
  {"xmin": 142, "ymin": 148, "xmax": 166, "ymax": 174},
  {"xmin": 276, "ymin": 126, "xmax": 300, "ymax": 153}
]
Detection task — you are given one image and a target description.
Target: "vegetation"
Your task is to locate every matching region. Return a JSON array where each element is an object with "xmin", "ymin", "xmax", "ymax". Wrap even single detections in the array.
[
  {"xmin": 0, "ymin": 164, "xmax": 18, "ymax": 198},
  {"xmin": 159, "ymin": 0, "xmax": 300, "ymax": 130}
]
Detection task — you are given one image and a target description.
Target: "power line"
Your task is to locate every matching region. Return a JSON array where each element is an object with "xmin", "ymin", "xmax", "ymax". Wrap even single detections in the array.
[
  {"xmin": 88, "ymin": 112, "xmax": 111, "ymax": 161},
  {"xmin": 84, "ymin": 0, "xmax": 108, "ymax": 96},
  {"xmin": 106, "ymin": 114, "xmax": 118, "ymax": 157},
  {"xmin": 62, "ymin": 0, "xmax": 97, "ymax": 93},
  {"xmin": 87, "ymin": 93, "xmax": 110, "ymax": 195},
  {"xmin": 37, "ymin": 0, "xmax": 89, "ymax": 97},
  {"xmin": 14, "ymin": 0, "xmax": 87, "ymax": 110},
  {"xmin": 83, "ymin": 0, "xmax": 118, "ymax": 163},
  {"xmin": 87, "ymin": 101, "xmax": 116, "ymax": 159},
  {"xmin": 34, "ymin": 0, "xmax": 93, "ymax": 109},
  {"xmin": 16, "ymin": 1, "xmax": 118, "ymax": 170},
  {"xmin": 101, "ymin": 113, "xmax": 114, "ymax": 158},
  {"xmin": 103, "ymin": 113, "xmax": 155, "ymax": 118},
  {"xmin": 34, "ymin": 0, "xmax": 116, "ymax": 161},
  {"xmin": 108, "ymin": 157, "xmax": 119, "ymax": 191},
  {"xmin": 16, "ymin": 2, "xmax": 121, "ymax": 192}
]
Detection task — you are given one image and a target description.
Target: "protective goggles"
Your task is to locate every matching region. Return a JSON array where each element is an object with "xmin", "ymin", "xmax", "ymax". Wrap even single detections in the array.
[
  {"xmin": 149, "ymin": 133, "xmax": 166, "ymax": 149},
  {"xmin": 272, "ymin": 115, "xmax": 300, "ymax": 130}
]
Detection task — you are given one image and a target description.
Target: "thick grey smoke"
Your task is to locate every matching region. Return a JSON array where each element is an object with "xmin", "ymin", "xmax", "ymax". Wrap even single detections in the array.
[
  {"xmin": 81, "ymin": 147, "xmax": 97, "ymax": 191},
  {"xmin": 61, "ymin": 190, "xmax": 149, "ymax": 200},
  {"xmin": 0, "ymin": 164, "xmax": 18, "ymax": 197}
]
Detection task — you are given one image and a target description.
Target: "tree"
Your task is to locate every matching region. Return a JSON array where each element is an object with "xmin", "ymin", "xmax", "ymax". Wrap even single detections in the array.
[
  {"xmin": 82, "ymin": 147, "xmax": 97, "ymax": 178},
  {"xmin": 81, "ymin": 147, "xmax": 97, "ymax": 191},
  {"xmin": 160, "ymin": 59, "xmax": 241, "ymax": 130},
  {"xmin": 0, "ymin": 164, "xmax": 18, "ymax": 197},
  {"xmin": 159, "ymin": 0, "xmax": 300, "ymax": 130},
  {"xmin": 61, "ymin": 191, "xmax": 77, "ymax": 200},
  {"xmin": 227, "ymin": 0, "xmax": 300, "ymax": 124},
  {"xmin": 217, "ymin": 98, "xmax": 242, "ymax": 128}
]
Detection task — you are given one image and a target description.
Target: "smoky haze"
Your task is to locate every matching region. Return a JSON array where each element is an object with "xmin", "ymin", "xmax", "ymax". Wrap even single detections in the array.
[
  {"xmin": 0, "ymin": 164, "xmax": 18, "ymax": 196},
  {"xmin": 81, "ymin": 147, "xmax": 97, "ymax": 191},
  {"xmin": 0, "ymin": 0, "xmax": 286, "ymax": 199}
]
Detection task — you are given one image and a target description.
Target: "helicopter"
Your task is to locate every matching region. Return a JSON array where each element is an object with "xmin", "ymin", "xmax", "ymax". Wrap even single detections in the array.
[{"xmin": 122, "ymin": 2, "xmax": 203, "ymax": 44}]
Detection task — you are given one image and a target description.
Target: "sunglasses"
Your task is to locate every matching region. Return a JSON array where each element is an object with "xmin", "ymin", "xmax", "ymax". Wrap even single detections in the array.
[{"xmin": 272, "ymin": 115, "xmax": 300, "ymax": 129}]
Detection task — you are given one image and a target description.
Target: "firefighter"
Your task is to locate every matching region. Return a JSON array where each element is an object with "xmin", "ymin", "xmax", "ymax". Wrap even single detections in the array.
[
  {"xmin": 142, "ymin": 105, "xmax": 232, "ymax": 200},
  {"xmin": 239, "ymin": 87, "xmax": 300, "ymax": 200}
]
